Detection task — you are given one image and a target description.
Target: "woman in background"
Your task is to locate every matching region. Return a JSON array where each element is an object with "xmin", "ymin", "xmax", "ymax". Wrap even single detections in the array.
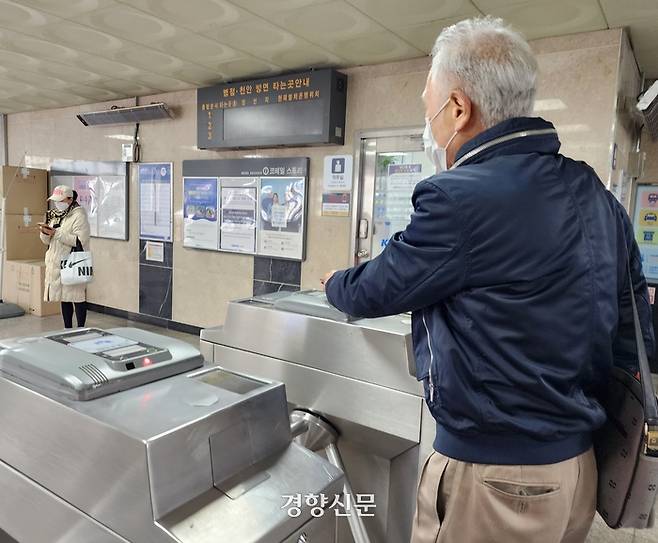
[{"xmin": 39, "ymin": 185, "xmax": 91, "ymax": 328}]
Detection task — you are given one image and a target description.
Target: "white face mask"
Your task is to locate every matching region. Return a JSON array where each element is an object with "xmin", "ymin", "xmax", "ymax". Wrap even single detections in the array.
[
  {"xmin": 423, "ymin": 98, "xmax": 458, "ymax": 173},
  {"xmin": 54, "ymin": 201, "xmax": 69, "ymax": 211}
]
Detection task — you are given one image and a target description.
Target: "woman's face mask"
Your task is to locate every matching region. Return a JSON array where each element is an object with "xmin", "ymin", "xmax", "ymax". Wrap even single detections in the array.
[{"xmin": 54, "ymin": 201, "xmax": 69, "ymax": 211}]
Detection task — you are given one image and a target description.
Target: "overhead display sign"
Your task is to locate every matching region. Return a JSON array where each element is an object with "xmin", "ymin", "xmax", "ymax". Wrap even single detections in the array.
[
  {"xmin": 182, "ymin": 158, "xmax": 309, "ymax": 261},
  {"xmin": 197, "ymin": 69, "xmax": 347, "ymax": 149}
]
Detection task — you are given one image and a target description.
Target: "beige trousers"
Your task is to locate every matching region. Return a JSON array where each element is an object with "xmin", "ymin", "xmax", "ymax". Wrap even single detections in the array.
[{"xmin": 411, "ymin": 448, "xmax": 597, "ymax": 543}]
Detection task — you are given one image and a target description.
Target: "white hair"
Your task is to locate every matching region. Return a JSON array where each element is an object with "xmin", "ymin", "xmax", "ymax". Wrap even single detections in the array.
[{"xmin": 430, "ymin": 17, "xmax": 538, "ymax": 129}]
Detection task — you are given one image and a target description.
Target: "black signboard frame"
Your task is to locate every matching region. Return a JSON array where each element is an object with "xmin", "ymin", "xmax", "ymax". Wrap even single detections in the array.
[{"xmin": 197, "ymin": 69, "xmax": 347, "ymax": 149}]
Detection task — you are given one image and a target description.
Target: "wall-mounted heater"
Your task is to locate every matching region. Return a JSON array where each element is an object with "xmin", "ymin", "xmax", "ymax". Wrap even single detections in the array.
[{"xmin": 76, "ymin": 103, "xmax": 173, "ymax": 126}]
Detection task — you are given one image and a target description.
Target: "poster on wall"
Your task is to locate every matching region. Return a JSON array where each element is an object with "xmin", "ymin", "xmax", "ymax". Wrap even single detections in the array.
[
  {"xmin": 183, "ymin": 177, "xmax": 219, "ymax": 250},
  {"xmin": 220, "ymin": 178, "xmax": 257, "ymax": 254},
  {"xmin": 50, "ymin": 160, "xmax": 128, "ymax": 241},
  {"xmin": 182, "ymin": 157, "xmax": 309, "ymax": 261},
  {"xmin": 72, "ymin": 176, "xmax": 98, "ymax": 237},
  {"xmin": 633, "ymin": 185, "xmax": 658, "ymax": 283},
  {"xmin": 139, "ymin": 163, "xmax": 172, "ymax": 241},
  {"xmin": 258, "ymin": 176, "xmax": 306, "ymax": 259},
  {"xmin": 97, "ymin": 175, "xmax": 128, "ymax": 239}
]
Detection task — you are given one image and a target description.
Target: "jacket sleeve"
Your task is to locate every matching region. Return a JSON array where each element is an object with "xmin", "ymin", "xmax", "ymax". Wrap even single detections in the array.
[
  {"xmin": 613, "ymin": 205, "xmax": 655, "ymax": 372},
  {"xmin": 325, "ymin": 180, "xmax": 467, "ymax": 318},
  {"xmin": 40, "ymin": 232, "xmax": 51, "ymax": 246},
  {"xmin": 53, "ymin": 210, "xmax": 90, "ymax": 249}
]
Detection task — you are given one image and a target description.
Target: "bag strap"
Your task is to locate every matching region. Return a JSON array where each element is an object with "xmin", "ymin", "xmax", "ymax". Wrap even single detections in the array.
[
  {"xmin": 625, "ymin": 257, "xmax": 658, "ymax": 451},
  {"xmin": 70, "ymin": 237, "xmax": 84, "ymax": 253}
]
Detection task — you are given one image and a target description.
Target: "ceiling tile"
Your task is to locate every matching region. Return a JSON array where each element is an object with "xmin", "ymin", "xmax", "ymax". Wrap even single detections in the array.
[
  {"xmin": 214, "ymin": 57, "xmax": 281, "ymax": 81},
  {"xmin": 0, "ymin": 1, "xmax": 62, "ymax": 34},
  {"xmin": 130, "ymin": 73, "xmax": 194, "ymax": 92},
  {"xmin": 392, "ymin": 16, "xmax": 477, "ymax": 53},
  {"xmin": 347, "ymin": 0, "xmax": 480, "ymax": 28},
  {"xmin": 30, "ymin": 88, "xmax": 94, "ymax": 104},
  {"xmin": 272, "ymin": 0, "xmax": 385, "ymax": 43},
  {"xmin": 112, "ymin": 45, "xmax": 186, "ymax": 72},
  {"xmin": 13, "ymin": 92, "xmax": 87, "ymax": 109},
  {"xmin": 94, "ymin": 78, "xmax": 159, "ymax": 95},
  {"xmin": 471, "ymin": 0, "xmax": 529, "ymax": 8},
  {"xmin": 39, "ymin": 20, "xmax": 129, "ymax": 56},
  {"xmin": 330, "ymin": 31, "xmax": 425, "ymax": 64},
  {"xmin": 168, "ymin": 65, "xmax": 224, "ymax": 86},
  {"xmin": 5, "ymin": 71, "xmax": 70, "ymax": 90},
  {"xmin": 17, "ymin": 0, "xmax": 118, "ymax": 18},
  {"xmin": 71, "ymin": 4, "xmax": 180, "ymax": 45},
  {"xmin": 476, "ymin": 0, "xmax": 607, "ymax": 40},
  {"xmin": 35, "ymin": 61, "xmax": 107, "ymax": 84},
  {"xmin": 149, "ymin": 31, "xmax": 241, "ymax": 68},
  {"xmin": 118, "ymin": 0, "xmax": 253, "ymax": 33},
  {"xmin": 600, "ymin": 0, "xmax": 658, "ymax": 25},
  {"xmin": 0, "ymin": 30, "xmax": 81, "ymax": 64},
  {"xmin": 0, "ymin": 49, "xmax": 43, "ymax": 71},
  {"xmin": 0, "ymin": 102, "xmax": 22, "ymax": 113},
  {"xmin": 229, "ymin": 0, "xmax": 331, "ymax": 17},
  {"xmin": 65, "ymin": 84, "xmax": 124, "ymax": 101},
  {"xmin": 0, "ymin": 77, "xmax": 40, "ymax": 95},
  {"xmin": 73, "ymin": 53, "xmax": 143, "ymax": 79},
  {"xmin": 269, "ymin": 43, "xmax": 344, "ymax": 70},
  {"xmin": 626, "ymin": 21, "xmax": 658, "ymax": 78},
  {"xmin": 209, "ymin": 20, "xmax": 302, "ymax": 62}
]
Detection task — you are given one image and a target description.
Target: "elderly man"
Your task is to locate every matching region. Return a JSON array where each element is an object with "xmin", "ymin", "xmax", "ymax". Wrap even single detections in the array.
[{"xmin": 323, "ymin": 16, "xmax": 654, "ymax": 543}]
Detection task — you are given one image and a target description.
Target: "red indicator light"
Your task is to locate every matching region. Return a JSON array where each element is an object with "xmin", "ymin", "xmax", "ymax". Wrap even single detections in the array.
[{"xmin": 143, "ymin": 357, "xmax": 153, "ymax": 366}]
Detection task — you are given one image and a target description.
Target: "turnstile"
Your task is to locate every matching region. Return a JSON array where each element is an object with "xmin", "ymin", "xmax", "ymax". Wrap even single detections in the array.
[
  {"xmin": 0, "ymin": 327, "xmax": 343, "ymax": 543},
  {"xmin": 201, "ymin": 291, "xmax": 435, "ymax": 543}
]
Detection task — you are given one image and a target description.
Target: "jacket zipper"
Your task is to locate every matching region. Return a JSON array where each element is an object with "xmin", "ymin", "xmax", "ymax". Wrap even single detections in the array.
[
  {"xmin": 422, "ymin": 309, "xmax": 436, "ymax": 406},
  {"xmin": 451, "ymin": 128, "xmax": 557, "ymax": 169}
]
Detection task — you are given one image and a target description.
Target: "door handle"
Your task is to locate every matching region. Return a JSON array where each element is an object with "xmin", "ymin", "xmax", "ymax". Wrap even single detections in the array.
[
  {"xmin": 357, "ymin": 249, "xmax": 369, "ymax": 258},
  {"xmin": 358, "ymin": 219, "xmax": 369, "ymax": 239}
]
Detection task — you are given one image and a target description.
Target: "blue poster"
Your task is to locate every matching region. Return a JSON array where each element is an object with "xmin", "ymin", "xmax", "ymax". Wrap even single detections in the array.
[
  {"xmin": 183, "ymin": 177, "xmax": 219, "ymax": 250},
  {"xmin": 633, "ymin": 185, "xmax": 658, "ymax": 283},
  {"xmin": 139, "ymin": 162, "xmax": 172, "ymax": 241}
]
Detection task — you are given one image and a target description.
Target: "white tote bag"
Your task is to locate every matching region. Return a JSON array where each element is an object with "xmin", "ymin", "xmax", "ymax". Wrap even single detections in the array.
[{"xmin": 60, "ymin": 238, "xmax": 93, "ymax": 286}]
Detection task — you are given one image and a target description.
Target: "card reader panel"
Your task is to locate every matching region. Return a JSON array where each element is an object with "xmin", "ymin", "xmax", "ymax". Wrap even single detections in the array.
[{"xmin": 49, "ymin": 328, "xmax": 172, "ymax": 372}]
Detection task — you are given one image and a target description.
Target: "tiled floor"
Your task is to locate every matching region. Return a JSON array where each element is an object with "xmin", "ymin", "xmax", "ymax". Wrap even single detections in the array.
[
  {"xmin": 1, "ymin": 312, "xmax": 657, "ymax": 542},
  {"xmin": 0, "ymin": 310, "xmax": 199, "ymax": 347}
]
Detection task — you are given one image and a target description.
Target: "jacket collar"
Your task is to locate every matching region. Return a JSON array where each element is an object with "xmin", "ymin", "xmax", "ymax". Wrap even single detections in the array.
[{"xmin": 452, "ymin": 117, "xmax": 561, "ymax": 169}]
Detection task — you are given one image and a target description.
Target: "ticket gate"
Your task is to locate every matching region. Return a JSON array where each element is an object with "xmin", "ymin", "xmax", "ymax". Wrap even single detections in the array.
[
  {"xmin": 201, "ymin": 290, "xmax": 435, "ymax": 543},
  {"xmin": 0, "ymin": 327, "xmax": 343, "ymax": 543}
]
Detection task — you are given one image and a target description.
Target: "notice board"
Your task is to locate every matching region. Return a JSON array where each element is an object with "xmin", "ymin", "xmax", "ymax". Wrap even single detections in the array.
[
  {"xmin": 138, "ymin": 162, "xmax": 172, "ymax": 242},
  {"xmin": 182, "ymin": 158, "xmax": 308, "ymax": 261},
  {"xmin": 50, "ymin": 159, "xmax": 128, "ymax": 241}
]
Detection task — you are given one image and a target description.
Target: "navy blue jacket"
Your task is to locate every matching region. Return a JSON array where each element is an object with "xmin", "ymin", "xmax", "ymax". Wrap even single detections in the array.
[{"xmin": 326, "ymin": 117, "xmax": 655, "ymax": 465}]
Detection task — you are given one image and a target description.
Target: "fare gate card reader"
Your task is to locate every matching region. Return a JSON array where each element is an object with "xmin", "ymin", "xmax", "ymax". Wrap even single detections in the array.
[
  {"xmin": 0, "ymin": 327, "xmax": 204, "ymax": 401},
  {"xmin": 261, "ymin": 289, "xmax": 356, "ymax": 323}
]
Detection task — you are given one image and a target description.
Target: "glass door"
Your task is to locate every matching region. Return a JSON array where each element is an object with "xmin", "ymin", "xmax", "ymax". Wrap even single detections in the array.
[{"xmin": 351, "ymin": 128, "xmax": 434, "ymax": 265}]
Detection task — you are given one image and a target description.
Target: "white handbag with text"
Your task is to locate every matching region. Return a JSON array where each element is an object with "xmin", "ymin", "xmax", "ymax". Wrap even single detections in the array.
[{"xmin": 60, "ymin": 238, "xmax": 93, "ymax": 286}]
